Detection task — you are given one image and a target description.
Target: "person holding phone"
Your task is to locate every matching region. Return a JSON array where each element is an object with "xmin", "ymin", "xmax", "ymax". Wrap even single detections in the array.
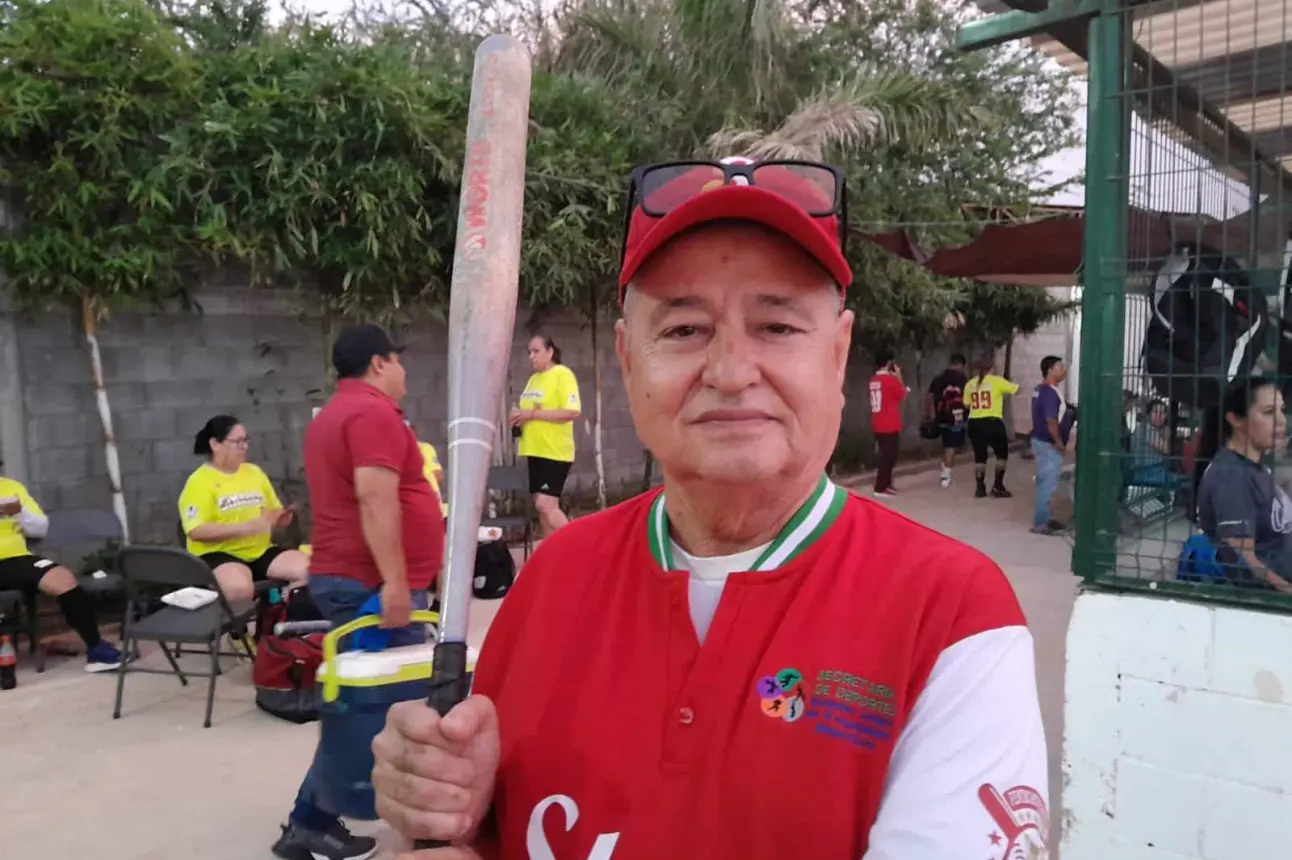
[
  {"xmin": 868, "ymin": 348, "xmax": 908, "ymax": 497},
  {"xmin": 178, "ymin": 415, "xmax": 308, "ymax": 601},
  {"xmin": 510, "ymin": 335, "xmax": 581, "ymax": 536},
  {"xmin": 0, "ymin": 472, "xmax": 125, "ymax": 671}
]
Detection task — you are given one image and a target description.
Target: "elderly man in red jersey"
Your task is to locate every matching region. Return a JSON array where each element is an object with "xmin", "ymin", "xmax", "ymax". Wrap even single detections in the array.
[{"xmin": 371, "ymin": 159, "xmax": 1051, "ymax": 860}]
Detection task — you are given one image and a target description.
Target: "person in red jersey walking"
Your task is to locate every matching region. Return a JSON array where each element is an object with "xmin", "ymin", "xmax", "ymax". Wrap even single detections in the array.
[
  {"xmin": 868, "ymin": 348, "xmax": 908, "ymax": 497},
  {"xmin": 371, "ymin": 158, "xmax": 1050, "ymax": 860},
  {"xmin": 274, "ymin": 323, "xmax": 445, "ymax": 860}
]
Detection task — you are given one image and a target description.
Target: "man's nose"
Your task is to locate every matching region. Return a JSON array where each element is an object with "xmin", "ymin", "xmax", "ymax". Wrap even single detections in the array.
[{"xmin": 700, "ymin": 326, "xmax": 760, "ymax": 393}]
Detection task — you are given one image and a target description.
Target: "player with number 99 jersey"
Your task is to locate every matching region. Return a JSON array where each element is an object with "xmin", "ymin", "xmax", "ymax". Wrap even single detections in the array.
[{"xmin": 964, "ymin": 373, "xmax": 1018, "ymax": 420}]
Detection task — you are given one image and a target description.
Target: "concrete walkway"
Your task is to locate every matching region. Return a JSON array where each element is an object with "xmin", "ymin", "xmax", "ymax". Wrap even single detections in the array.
[{"xmin": 2, "ymin": 461, "xmax": 1076, "ymax": 859}]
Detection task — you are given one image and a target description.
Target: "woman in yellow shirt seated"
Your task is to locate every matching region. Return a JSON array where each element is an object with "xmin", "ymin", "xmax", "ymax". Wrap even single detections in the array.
[
  {"xmin": 0, "ymin": 472, "xmax": 125, "ymax": 671},
  {"xmin": 178, "ymin": 415, "xmax": 308, "ymax": 601},
  {"xmin": 963, "ymin": 351, "xmax": 1020, "ymax": 499},
  {"xmin": 509, "ymin": 335, "xmax": 581, "ymax": 536}
]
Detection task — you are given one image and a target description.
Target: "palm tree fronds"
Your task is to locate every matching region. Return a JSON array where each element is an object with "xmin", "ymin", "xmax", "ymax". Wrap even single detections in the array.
[{"xmin": 706, "ymin": 70, "xmax": 992, "ymax": 161}]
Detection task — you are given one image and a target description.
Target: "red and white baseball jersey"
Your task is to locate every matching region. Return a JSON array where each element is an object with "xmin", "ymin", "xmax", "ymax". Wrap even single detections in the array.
[{"xmin": 470, "ymin": 476, "xmax": 1048, "ymax": 860}]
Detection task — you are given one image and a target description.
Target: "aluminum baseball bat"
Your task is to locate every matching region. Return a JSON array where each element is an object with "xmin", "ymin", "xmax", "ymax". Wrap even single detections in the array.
[{"xmin": 417, "ymin": 32, "xmax": 532, "ymax": 852}]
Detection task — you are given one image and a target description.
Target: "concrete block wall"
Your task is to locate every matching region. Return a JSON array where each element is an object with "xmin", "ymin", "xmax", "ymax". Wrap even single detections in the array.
[
  {"xmin": 0, "ymin": 282, "xmax": 647, "ymax": 545},
  {"xmin": 1063, "ymin": 591, "xmax": 1292, "ymax": 860}
]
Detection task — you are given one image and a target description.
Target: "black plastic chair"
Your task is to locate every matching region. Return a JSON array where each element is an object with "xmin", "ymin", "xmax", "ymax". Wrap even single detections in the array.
[
  {"xmin": 483, "ymin": 465, "xmax": 533, "ymax": 560},
  {"xmin": 22, "ymin": 508, "xmax": 127, "ymax": 672},
  {"xmin": 112, "ymin": 546, "xmax": 257, "ymax": 728}
]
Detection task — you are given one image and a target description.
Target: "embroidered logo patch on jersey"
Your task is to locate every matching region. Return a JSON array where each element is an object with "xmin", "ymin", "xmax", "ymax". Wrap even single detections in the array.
[
  {"xmin": 979, "ymin": 783, "xmax": 1049, "ymax": 860},
  {"xmin": 755, "ymin": 668, "xmax": 808, "ymax": 723},
  {"xmin": 756, "ymin": 666, "xmax": 898, "ymax": 751}
]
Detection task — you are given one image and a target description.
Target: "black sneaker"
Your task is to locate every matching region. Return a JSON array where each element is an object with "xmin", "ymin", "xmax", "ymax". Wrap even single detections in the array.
[
  {"xmin": 272, "ymin": 822, "xmax": 378, "ymax": 860},
  {"xmin": 991, "ymin": 486, "xmax": 1012, "ymax": 498},
  {"xmin": 975, "ymin": 482, "xmax": 987, "ymax": 499}
]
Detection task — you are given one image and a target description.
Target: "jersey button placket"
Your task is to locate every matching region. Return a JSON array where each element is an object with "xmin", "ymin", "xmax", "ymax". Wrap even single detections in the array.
[{"xmin": 678, "ymin": 706, "xmax": 695, "ymax": 725}]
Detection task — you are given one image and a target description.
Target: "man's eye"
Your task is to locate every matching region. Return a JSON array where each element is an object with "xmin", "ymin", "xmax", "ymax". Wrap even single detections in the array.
[
  {"xmin": 763, "ymin": 323, "xmax": 800, "ymax": 336},
  {"xmin": 662, "ymin": 325, "xmax": 702, "ymax": 339}
]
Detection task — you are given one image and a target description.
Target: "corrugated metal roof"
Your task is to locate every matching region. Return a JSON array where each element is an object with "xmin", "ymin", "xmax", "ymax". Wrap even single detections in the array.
[{"xmin": 1015, "ymin": 0, "xmax": 1292, "ymax": 169}]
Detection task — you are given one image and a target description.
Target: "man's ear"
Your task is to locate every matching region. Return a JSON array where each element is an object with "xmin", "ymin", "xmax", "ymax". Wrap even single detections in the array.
[
  {"xmin": 834, "ymin": 309, "xmax": 854, "ymax": 387},
  {"xmin": 615, "ymin": 318, "xmax": 630, "ymax": 380}
]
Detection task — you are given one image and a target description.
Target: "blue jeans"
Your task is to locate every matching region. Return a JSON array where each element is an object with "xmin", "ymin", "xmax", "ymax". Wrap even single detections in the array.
[
  {"xmin": 291, "ymin": 574, "xmax": 430, "ymax": 828},
  {"xmin": 1031, "ymin": 438, "xmax": 1064, "ymax": 528}
]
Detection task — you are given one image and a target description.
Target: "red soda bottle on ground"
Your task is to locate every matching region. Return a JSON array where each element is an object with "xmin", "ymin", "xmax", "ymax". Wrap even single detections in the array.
[{"xmin": 0, "ymin": 633, "xmax": 17, "ymax": 690}]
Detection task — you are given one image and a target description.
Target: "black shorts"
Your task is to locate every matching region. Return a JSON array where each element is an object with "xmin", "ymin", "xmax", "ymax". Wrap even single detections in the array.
[
  {"xmin": 940, "ymin": 425, "xmax": 967, "ymax": 450},
  {"xmin": 0, "ymin": 555, "xmax": 61, "ymax": 591},
  {"xmin": 967, "ymin": 417, "xmax": 1010, "ymax": 463},
  {"xmin": 527, "ymin": 456, "xmax": 572, "ymax": 497},
  {"xmin": 199, "ymin": 546, "xmax": 289, "ymax": 582}
]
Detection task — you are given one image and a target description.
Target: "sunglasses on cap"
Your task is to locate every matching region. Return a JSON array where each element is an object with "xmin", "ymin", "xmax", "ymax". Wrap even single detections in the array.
[{"xmin": 620, "ymin": 159, "xmax": 849, "ymax": 256}]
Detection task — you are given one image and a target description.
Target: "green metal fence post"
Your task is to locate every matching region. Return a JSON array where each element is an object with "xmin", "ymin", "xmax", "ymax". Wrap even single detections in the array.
[{"xmin": 1072, "ymin": 2, "xmax": 1130, "ymax": 577}]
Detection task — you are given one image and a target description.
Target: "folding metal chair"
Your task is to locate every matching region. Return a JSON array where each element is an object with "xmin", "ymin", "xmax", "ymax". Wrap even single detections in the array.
[
  {"xmin": 22, "ymin": 508, "xmax": 127, "ymax": 672},
  {"xmin": 112, "ymin": 546, "xmax": 258, "ymax": 728},
  {"xmin": 482, "ymin": 465, "xmax": 534, "ymax": 560}
]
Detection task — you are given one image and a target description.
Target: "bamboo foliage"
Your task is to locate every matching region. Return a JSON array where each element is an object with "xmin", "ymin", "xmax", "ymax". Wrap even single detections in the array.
[{"xmin": 0, "ymin": 0, "xmax": 1081, "ymax": 371}]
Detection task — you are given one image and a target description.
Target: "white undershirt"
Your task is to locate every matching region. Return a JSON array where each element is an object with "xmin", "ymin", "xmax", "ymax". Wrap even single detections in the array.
[{"xmin": 669, "ymin": 540, "xmax": 770, "ymax": 643}]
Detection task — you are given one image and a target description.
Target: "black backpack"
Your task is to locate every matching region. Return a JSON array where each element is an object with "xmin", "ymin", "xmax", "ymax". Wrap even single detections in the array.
[
  {"xmin": 473, "ymin": 541, "xmax": 515, "ymax": 600},
  {"xmin": 1143, "ymin": 241, "xmax": 1268, "ymax": 409},
  {"xmin": 935, "ymin": 379, "xmax": 967, "ymax": 427}
]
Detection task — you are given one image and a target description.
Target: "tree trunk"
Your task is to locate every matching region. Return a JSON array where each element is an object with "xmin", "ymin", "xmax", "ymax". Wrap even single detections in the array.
[
  {"xmin": 590, "ymin": 290, "xmax": 608, "ymax": 509},
  {"xmin": 1002, "ymin": 334, "xmax": 1016, "ymax": 440},
  {"xmin": 83, "ymin": 298, "xmax": 130, "ymax": 542},
  {"xmin": 496, "ymin": 374, "xmax": 513, "ymax": 466}
]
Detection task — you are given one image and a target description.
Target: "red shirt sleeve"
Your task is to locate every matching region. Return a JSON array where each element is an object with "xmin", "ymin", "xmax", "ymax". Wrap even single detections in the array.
[
  {"xmin": 885, "ymin": 375, "xmax": 907, "ymax": 402},
  {"xmin": 343, "ymin": 407, "xmax": 408, "ymax": 472}
]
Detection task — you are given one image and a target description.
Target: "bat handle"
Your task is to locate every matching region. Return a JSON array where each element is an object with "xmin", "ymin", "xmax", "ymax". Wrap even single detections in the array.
[{"xmin": 412, "ymin": 642, "xmax": 472, "ymax": 852}]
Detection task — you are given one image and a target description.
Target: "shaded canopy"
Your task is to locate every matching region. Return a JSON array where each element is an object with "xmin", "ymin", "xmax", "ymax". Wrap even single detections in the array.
[{"xmin": 860, "ymin": 201, "xmax": 1290, "ymax": 287}]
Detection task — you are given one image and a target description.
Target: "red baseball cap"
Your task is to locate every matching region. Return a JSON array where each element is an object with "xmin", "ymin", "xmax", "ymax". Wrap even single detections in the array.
[{"xmin": 617, "ymin": 157, "xmax": 853, "ymax": 300}]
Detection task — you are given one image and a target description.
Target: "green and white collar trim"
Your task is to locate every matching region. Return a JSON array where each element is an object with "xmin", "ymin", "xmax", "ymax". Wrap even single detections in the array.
[{"xmin": 647, "ymin": 474, "xmax": 847, "ymax": 571}]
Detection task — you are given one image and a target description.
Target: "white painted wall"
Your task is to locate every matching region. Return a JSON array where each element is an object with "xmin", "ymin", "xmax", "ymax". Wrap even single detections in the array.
[
  {"xmin": 1063, "ymin": 591, "xmax": 1292, "ymax": 860},
  {"xmin": 1009, "ymin": 287, "xmax": 1079, "ymax": 434}
]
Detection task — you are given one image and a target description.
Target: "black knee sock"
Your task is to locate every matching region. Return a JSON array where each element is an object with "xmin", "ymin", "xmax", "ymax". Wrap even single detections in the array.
[
  {"xmin": 994, "ymin": 466, "xmax": 1007, "ymax": 489},
  {"xmin": 57, "ymin": 586, "xmax": 102, "ymax": 649}
]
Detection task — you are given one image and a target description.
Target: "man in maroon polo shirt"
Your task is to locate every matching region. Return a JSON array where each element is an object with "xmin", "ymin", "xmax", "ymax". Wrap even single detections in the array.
[{"xmin": 273, "ymin": 323, "xmax": 445, "ymax": 860}]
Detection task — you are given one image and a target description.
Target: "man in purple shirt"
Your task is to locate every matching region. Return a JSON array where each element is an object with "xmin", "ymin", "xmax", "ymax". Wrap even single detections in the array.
[{"xmin": 1029, "ymin": 355, "xmax": 1068, "ymax": 535}]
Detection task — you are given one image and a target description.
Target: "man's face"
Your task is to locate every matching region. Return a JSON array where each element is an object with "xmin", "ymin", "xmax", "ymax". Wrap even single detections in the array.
[
  {"xmin": 372, "ymin": 352, "xmax": 408, "ymax": 402},
  {"xmin": 615, "ymin": 224, "xmax": 853, "ymax": 486},
  {"xmin": 1050, "ymin": 361, "xmax": 1067, "ymax": 383}
]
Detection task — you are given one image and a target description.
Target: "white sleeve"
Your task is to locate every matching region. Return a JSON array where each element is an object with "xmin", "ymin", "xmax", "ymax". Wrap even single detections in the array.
[
  {"xmin": 18, "ymin": 508, "xmax": 49, "ymax": 539},
  {"xmin": 863, "ymin": 626, "xmax": 1050, "ymax": 860}
]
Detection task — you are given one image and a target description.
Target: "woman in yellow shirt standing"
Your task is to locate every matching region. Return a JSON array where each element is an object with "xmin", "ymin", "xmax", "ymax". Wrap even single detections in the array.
[
  {"xmin": 178, "ymin": 415, "xmax": 309, "ymax": 601},
  {"xmin": 963, "ymin": 351, "xmax": 1020, "ymax": 499},
  {"xmin": 509, "ymin": 335, "xmax": 581, "ymax": 536}
]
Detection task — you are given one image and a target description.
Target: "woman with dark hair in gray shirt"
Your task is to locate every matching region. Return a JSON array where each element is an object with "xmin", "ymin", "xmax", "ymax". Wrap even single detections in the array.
[{"xmin": 1195, "ymin": 377, "xmax": 1292, "ymax": 592}]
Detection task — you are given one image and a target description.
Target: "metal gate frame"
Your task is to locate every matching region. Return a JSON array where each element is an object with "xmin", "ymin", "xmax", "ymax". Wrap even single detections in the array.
[{"xmin": 960, "ymin": 0, "xmax": 1292, "ymax": 610}]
